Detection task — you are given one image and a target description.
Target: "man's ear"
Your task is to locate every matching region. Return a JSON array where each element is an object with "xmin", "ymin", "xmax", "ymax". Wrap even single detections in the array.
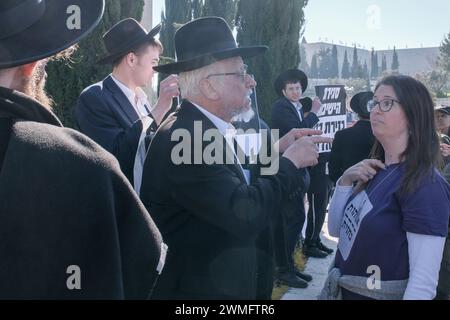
[
  {"xmin": 199, "ymin": 78, "xmax": 220, "ymax": 100},
  {"xmin": 125, "ymin": 52, "xmax": 137, "ymax": 66},
  {"xmin": 282, "ymin": 88, "xmax": 288, "ymax": 98},
  {"xmin": 20, "ymin": 62, "xmax": 38, "ymax": 77}
]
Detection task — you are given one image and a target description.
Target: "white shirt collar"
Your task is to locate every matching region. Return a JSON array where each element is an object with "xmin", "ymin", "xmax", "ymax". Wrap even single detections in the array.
[
  {"xmin": 190, "ymin": 101, "xmax": 235, "ymax": 136},
  {"xmin": 290, "ymin": 100, "xmax": 302, "ymax": 110},
  {"xmin": 111, "ymin": 74, "xmax": 149, "ymax": 114}
]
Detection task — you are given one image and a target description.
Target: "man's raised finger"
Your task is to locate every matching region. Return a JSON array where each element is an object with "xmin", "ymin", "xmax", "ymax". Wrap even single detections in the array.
[
  {"xmin": 289, "ymin": 128, "xmax": 323, "ymax": 139},
  {"xmin": 310, "ymin": 136, "xmax": 333, "ymax": 144}
]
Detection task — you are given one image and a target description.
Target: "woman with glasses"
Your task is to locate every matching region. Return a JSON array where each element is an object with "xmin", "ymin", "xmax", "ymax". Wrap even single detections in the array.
[{"xmin": 321, "ymin": 75, "xmax": 450, "ymax": 300}]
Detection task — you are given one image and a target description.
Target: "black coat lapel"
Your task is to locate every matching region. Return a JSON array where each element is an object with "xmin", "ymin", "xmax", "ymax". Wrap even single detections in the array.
[
  {"xmin": 283, "ymin": 97, "xmax": 301, "ymax": 120},
  {"xmin": 179, "ymin": 101, "xmax": 248, "ymax": 184},
  {"xmin": 104, "ymin": 76, "xmax": 139, "ymax": 124}
]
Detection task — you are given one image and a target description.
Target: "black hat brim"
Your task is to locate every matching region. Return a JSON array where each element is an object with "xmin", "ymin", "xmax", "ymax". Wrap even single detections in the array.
[
  {"xmin": 274, "ymin": 69, "xmax": 308, "ymax": 97},
  {"xmin": 350, "ymin": 91, "xmax": 374, "ymax": 116},
  {"xmin": 435, "ymin": 106, "xmax": 450, "ymax": 115},
  {"xmin": 0, "ymin": 0, "xmax": 104, "ymax": 69},
  {"xmin": 98, "ymin": 23, "xmax": 162, "ymax": 65},
  {"xmin": 153, "ymin": 45, "xmax": 268, "ymax": 74}
]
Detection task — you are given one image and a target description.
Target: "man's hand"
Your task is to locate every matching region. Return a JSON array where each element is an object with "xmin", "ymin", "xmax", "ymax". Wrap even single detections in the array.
[
  {"xmin": 282, "ymin": 135, "xmax": 333, "ymax": 168},
  {"xmin": 275, "ymin": 128, "xmax": 323, "ymax": 153},
  {"xmin": 311, "ymin": 96, "xmax": 322, "ymax": 114},
  {"xmin": 152, "ymin": 74, "xmax": 179, "ymax": 125}
]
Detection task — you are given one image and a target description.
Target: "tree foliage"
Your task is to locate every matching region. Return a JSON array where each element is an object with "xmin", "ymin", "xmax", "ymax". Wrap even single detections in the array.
[
  {"xmin": 391, "ymin": 46, "xmax": 400, "ymax": 71},
  {"xmin": 341, "ymin": 50, "xmax": 350, "ymax": 79},
  {"xmin": 299, "ymin": 43, "xmax": 310, "ymax": 76},
  {"xmin": 438, "ymin": 31, "xmax": 450, "ymax": 72},
  {"xmin": 310, "ymin": 54, "xmax": 319, "ymax": 78},
  {"xmin": 351, "ymin": 46, "xmax": 360, "ymax": 78},
  {"xmin": 236, "ymin": 0, "xmax": 309, "ymax": 122},
  {"xmin": 381, "ymin": 54, "xmax": 387, "ymax": 73},
  {"xmin": 371, "ymin": 49, "xmax": 379, "ymax": 79},
  {"xmin": 202, "ymin": 0, "xmax": 237, "ymax": 27},
  {"xmin": 330, "ymin": 44, "xmax": 339, "ymax": 78}
]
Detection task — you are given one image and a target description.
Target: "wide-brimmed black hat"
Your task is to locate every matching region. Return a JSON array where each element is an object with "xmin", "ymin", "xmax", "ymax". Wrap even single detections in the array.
[
  {"xmin": 98, "ymin": 18, "xmax": 162, "ymax": 65},
  {"xmin": 435, "ymin": 105, "xmax": 450, "ymax": 115},
  {"xmin": 0, "ymin": 0, "xmax": 104, "ymax": 69},
  {"xmin": 274, "ymin": 69, "xmax": 308, "ymax": 97},
  {"xmin": 350, "ymin": 91, "xmax": 374, "ymax": 118},
  {"xmin": 154, "ymin": 17, "xmax": 267, "ymax": 74}
]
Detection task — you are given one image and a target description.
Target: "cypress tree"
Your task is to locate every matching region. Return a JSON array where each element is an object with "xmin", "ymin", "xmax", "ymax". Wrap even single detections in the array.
[
  {"xmin": 438, "ymin": 31, "xmax": 450, "ymax": 72},
  {"xmin": 310, "ymin": 54, "xmax": 319, "ymax": 78},
  {"xmin": 363, "ymin": 61, "xmax": 369, "ymax": 80},
  {"xmin": 371, "ymin": 51, "xmax": 379, "ymax": 79},
  {"xmin": 318, "ymin": 47, "xmax": 332, "ymax": 79},
  {"xmin": 299, "ymin": 44, "xmax": 310, "ymax": 75},
  {"xmin": 45, "ymin": 0, "xmax": 145, "ymax": 128},
  {"xmin": 351, "ymin": 46, "xmax": 359, "ymax": 78},
  {"xmin": 159, "ymin": 0, "xmax": 195, "ymax": 64},
  {"xmin": 391, "ymin": 46, "xmax": 400, "ymax": 71},
  {"xmin": 192, "ymin": 0, "xmax": 203, "ymax": 18},
  {"xmin": 236, "ymin": 0, "xmax": 308, "ymax": 122},
  {"xmin": 120, "ymin": 0, "xmax": 145, "ymax": 20},
  {"xmin": 331, "ymin": 44, "xmax": 339, "ymax": 78},
  {"xmin": 341, "ymin": 50, "xmax": 350, "ymax": 79},
  {"xmin": 381, "ymin": 54, "xmax": 387, "ymax": 73},
  {"xmin": 202, "ymin": 0, "xmax": 237, "ymax": 27}
]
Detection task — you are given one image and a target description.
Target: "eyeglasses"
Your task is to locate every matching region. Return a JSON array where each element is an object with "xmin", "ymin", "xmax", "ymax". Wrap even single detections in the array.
[
  {"xmin": 367, "ymin": 99, "xmax": 401, "ymax": 112},
  {"xmin": 206, "ymin": 65, "xmax": 250, "ymax": 83}
]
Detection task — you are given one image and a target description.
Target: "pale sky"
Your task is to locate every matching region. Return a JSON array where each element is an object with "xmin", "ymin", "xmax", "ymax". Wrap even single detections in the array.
[{"xmin": 153, "ymin": 0, "xmax": 450, "ymax": 50}]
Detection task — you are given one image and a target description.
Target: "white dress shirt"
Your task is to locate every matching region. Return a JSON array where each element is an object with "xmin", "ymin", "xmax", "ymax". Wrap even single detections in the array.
[
  {"xmin": 111, "ymin": 75, "xmax": 154, "ymax": 195},
  {"xmin": 291, "ymin": 100, "xmax": 303, "ymax": 121}
]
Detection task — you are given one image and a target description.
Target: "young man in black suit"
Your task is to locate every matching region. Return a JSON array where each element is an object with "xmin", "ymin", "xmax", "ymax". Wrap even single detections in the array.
[
  {"xmin": 76, "ymin": 18, "xmax": 179, "ymax": 192},
  {"xmin": 270, "ymin": 69, "xmax": 325, "ymax": 287}
]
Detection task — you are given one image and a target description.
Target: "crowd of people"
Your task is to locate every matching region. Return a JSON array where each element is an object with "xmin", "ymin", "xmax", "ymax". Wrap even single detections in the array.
[{"xmin": 1, "ymin": 0, "xmax": 449, "ymax": 300}]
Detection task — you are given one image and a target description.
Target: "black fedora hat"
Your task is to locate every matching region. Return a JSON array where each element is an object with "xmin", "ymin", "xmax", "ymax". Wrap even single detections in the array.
[
  {"xmin": 154, "ymin": 17, "xmax": 267, "ymax": 74},
  {"xmin": 274, "ymin": 69, "xmax": 308, "ymax": 97},
  {"xmin": 350, "ymin": 91, "xmax": 374, "ymax": 117},
  {"xmin": 0, "ymin": 0, "xmax": 104, "ymax": 69},
  {"xmin": 98, "ymin": 18, "xmax": 162, "ymax": 65}
]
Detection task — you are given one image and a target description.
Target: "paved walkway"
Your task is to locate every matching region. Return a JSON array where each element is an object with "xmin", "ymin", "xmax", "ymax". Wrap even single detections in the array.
[{"xmin": 282, "ymin": 214, "xmax": 338, "ymax": 300}]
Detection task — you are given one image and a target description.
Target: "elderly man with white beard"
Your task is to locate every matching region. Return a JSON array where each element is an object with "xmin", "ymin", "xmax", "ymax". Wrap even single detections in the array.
[{"xmin": 140, "ymin": 16, "xmax": 331, "ymax": 300}]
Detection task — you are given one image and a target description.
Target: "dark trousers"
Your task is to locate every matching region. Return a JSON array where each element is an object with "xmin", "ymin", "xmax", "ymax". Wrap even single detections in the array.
[
  {"xmin": 273, "ymin": 194, "xmax": 306, "ymax": 273},
  {"xmin": 305, "ymin": 162, "xmax": 331, "ymax": 246}
]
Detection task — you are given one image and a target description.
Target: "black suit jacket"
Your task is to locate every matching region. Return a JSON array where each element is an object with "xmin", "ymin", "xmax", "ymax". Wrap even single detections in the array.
[
  {"xmin": 271, "ymin": 97, "xmax": 319, "ymax": 138},
  {"xmin": 329, "ymin": 120, "xmax": 375, "ymax": 183},
  {"xmin": 76, "ymin": 75, "xmax": 157, "ymax": 184},
  {"xmin": 140, "ymin": 101, "xmax": 303, "ymax": 299}
]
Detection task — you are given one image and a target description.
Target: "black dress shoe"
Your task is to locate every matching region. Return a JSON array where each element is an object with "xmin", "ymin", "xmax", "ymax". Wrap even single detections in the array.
[
  {"xmin": 295, "ymin": 270, "xmax": 313, "ymax": 282},
  {"xmin": 303, "ymin": 245, "xmax": 328, "ymax": 258},
  {"xmin": 278, "ymin": 271, "xmax": 308, "ymax": 288},
  {"xmin": 316, "ymin": 241, "xmax": 334, "ymax": 255}
]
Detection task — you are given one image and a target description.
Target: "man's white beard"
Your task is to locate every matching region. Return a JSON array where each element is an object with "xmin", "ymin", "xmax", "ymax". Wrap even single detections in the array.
[{"xmin": 231, "ymin": 107, "xmax": 255, "ymax": 123}]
